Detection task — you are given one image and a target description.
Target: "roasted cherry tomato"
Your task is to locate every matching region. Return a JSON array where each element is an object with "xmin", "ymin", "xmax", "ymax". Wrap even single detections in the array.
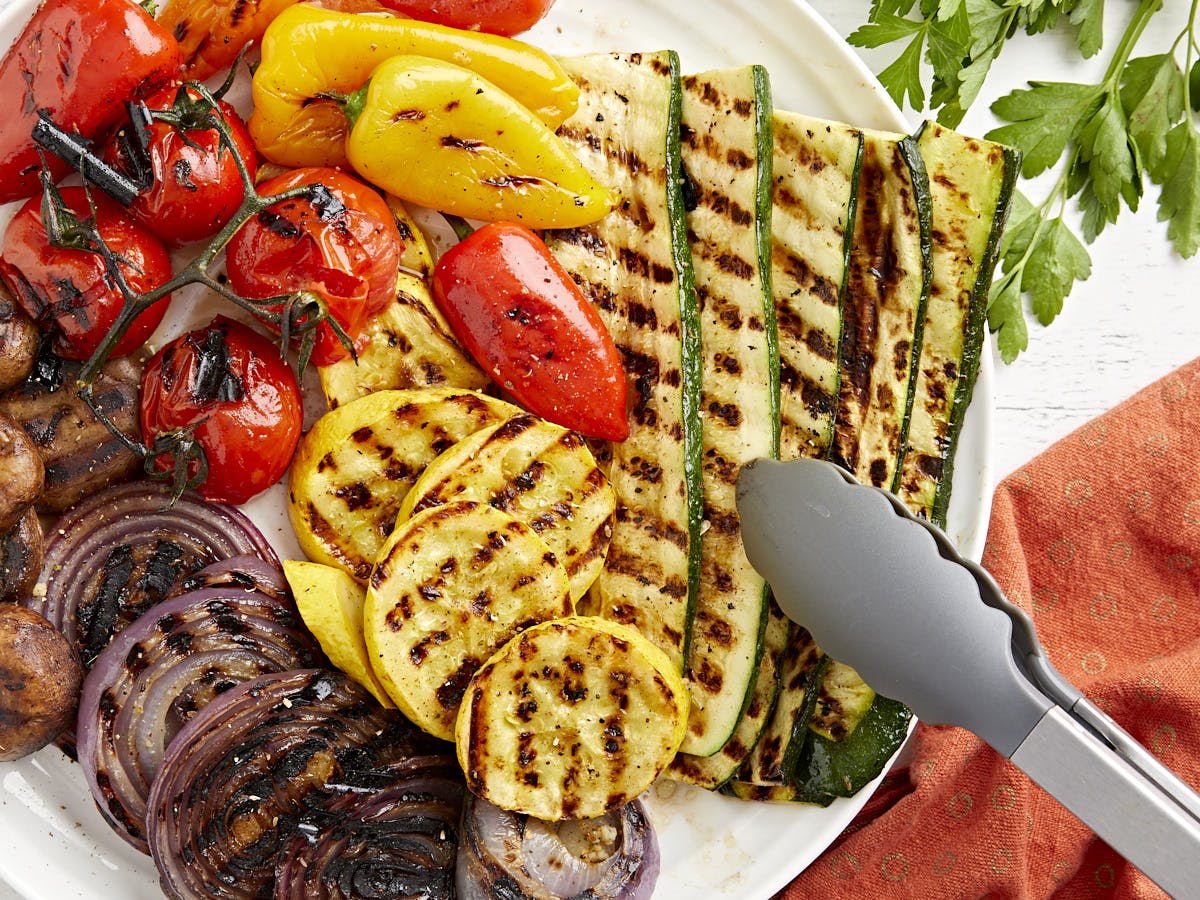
[
  {"xmin": 103, "ymin": 83, "xmax": 258, "ymax": 247},
  {"xmin": 226, "ymin": 167, "xmax": 402, "ymax": 366},
  {"xmin": 140, "ymin": 317, "xmax": 302, "ymax": 505},
  {"xmin": 376, "ymin": 0, "xmax": 556, "ymax": 36},
  {"xmin": 0, "ymin": 0, "xmax": 182, "ymax": 205},
  {"xmin": 431, "ymin": 222, "xmax": 629, "ymax": 441},
  {"xmin": 0, "ymin": 188, "xmax": 171, "ymax": 360}
]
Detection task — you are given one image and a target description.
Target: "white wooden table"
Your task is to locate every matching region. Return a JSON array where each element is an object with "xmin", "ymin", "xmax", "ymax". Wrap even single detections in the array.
[{"xmin": 808, "ymin": 1, "xmax": 1200, "ymax": 485}]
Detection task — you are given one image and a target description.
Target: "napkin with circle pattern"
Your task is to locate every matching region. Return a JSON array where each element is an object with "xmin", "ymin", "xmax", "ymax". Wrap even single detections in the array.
[{"xmin": 780, "ymin": 356, "xmax": 1200, "ymax": 899}]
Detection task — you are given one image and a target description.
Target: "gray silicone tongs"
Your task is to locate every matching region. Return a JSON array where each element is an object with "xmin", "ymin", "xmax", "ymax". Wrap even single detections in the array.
[{"xmin": 736, "ymin": 457, "xmax": 1200, "ymax": 898}]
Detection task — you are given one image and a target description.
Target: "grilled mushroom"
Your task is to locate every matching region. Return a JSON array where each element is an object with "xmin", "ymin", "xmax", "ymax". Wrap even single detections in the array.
[
  {"xmin": 0, "ymin": 508, "xmax": 43, "ymax": 603},
  {"xmin": 0, "ymin": 291, "xmax": 37, "ymax": 393},
  {"xmin": 0, "ymin": 410, "xmax": 43, "ymax": 532},
  {"xmin": 0, "ymin": 603, "xmax": 83, "ymax": 761}
]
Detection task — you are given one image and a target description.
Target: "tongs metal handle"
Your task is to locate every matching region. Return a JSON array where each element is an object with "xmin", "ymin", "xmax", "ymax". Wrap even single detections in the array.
[{"xmin": 736, "ymin": 458, "xmax": 1200, "ymax": 899}]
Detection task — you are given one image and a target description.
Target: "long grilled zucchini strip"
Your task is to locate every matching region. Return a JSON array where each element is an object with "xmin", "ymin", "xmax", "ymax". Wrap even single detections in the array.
[
  {"xmin": 771, "ymin": 112, "xmax": 863, "ymax": 461},
  {"xmin": 669, "ymin": 601, "xmax": 788, "ymax": 788},
  {"xmin": 898, "ymin": 122, "xmax": 1019, "ymax": 525},
  {"xmin": 674, "ymin": 64, "xmax": 777, "ymax": 757},
  {"xmin": 736, "ymin": 626, "xmax": 824, "ymax": 787},
  {"xmin": 546, "ymin": 51, "xmax": 702, "ymax": 673},
  {"xmin": 725, "ymin": 113, "xmax": 861, "ymax": 784},
  {"xmin": 831, "ymin": 132, "xmax": 932, "ymax": 491}
]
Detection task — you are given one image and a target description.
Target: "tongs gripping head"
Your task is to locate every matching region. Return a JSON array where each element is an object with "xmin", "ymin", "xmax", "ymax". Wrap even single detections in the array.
[{"xmin": 736, "ymin": 457, "xmax": 1052, "ymax": 758}]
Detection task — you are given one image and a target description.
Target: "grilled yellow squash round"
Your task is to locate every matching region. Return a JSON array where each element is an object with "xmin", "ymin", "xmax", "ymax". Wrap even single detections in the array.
[
  {"xmin": 282, "ymin": 560, "xmax": 393, "ymax": 708},
  {"xmin": 455, "ymin": 616, "xmax": 689, "ymax": 821},
  {"xmin": 288, "ymin": 388, "xmax": 519, "ymax": 581},
  {"xmin": 397, "ymin": 414, "xmax": 616, "ymax": 601},
  {"xmin": 364, "ymin": 500, "xmax": 573, "ymax": 740}
]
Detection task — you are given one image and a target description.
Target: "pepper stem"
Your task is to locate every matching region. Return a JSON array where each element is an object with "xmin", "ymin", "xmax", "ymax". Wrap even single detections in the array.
[
  {"xmin": 315, "ymin": 83, "xmax": 372, "ymax": 131},
  {"xmin": 443, "ymin": 213, "xmax": 476, "ymax": 243}
]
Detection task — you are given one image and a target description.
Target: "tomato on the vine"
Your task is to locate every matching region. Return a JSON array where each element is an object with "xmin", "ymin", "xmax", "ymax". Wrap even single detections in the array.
[
  {"xmin": 140, "ymin": 317, "xmax": 302, "ymax": 505},
  {"xmin": 0, "ymin": 187, "xmax": 171, "ymax": 361},
  {"xmin": 225, "ymin": 167, "xmax": 402, "ymax": 367},
  {"xmin": 376, "ymin": 0, "xmax": 556, "ymax": 36},
  {"xmin": 103, "ymin": 83, "xmax": 258, "ymax": 247}
]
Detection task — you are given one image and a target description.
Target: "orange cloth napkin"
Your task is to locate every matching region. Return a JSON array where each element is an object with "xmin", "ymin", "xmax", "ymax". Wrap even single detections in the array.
[{"xmin": 780, "ymin": 357, "xmax": 1200, "ymax": 899}]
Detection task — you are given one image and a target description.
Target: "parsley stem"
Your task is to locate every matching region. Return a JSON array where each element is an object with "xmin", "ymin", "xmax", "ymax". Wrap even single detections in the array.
[
  {"xmin": 1103, "ymin": 0, "xmax": 1164, "ymax": 89},
  {"xmin": 1183, "ymin": 0, "xmax": 1200, "ymax": 111}
]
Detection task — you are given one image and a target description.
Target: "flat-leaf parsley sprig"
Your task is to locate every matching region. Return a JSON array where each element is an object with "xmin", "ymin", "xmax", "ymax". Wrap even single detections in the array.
[{"xmin": 850, "ymin": 0, "xmax": 1200, "ymax": 362}]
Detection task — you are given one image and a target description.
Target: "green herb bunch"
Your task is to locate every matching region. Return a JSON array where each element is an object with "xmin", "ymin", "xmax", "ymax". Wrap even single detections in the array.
[{"xmin": 850, "ymin": 1, "xmax": 1199, "ymax": 362}]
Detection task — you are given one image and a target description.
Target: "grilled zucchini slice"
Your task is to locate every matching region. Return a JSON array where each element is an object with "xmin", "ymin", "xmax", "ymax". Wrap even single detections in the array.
[
  {"xmin": 282, "ymin": 560, "xmax": 394, "ymax": 708},
  {"xmin": 737, "ymin": 626, "xmax": 825, "ymax": 787},
  {"xmin": 898, "ymin": 122, "xmax": 1018, "ymax": 525},
  {"xmin": 791, "ymin": 695, "xmax": 912, "ymax": 804},
  {"xmin": 809, "ymin": 659, "xmax": 876, "ymax": 742},
  {"xmin": 831, "ymin": 131, "xmax": 932, "ymax": 490},
  {"xmin": 317, "ymin": 197, "xmax": 488, "ymax": 408},
  {"xmin": 456, "ymin": 616, "xmax": 688, "ymax": 820},
  {"xmin": 545, "ymin": 50, "xmax": 702, "ymax": 673},
  {"xmin": 772, "ymin": 112, "xmax": 863, "ymax": 461},
  {"xmin": 365, "ymin": 501, "xmax": 573, "ymax": 740},
  {"xmin": 668, "ymin": 601, "xmax": 788, "ymax": 788},
  {"xmin": 676, "ymin": 64, "xmax": 777, "ymax": 757},
  {"xmin": 398, "ymin": 414, "xmax": 616, "ymax": 602},
  {"xmin": 288, "ymin": 388, "xmax": 519, "ymax": 580}
]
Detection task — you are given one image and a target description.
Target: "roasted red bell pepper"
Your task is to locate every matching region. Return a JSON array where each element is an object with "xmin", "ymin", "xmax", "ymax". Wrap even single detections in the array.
[
  {"xmin": 431, "ymin": 222, "xmax": 630, "ymax": 442},
  {"xmin": 0, "ymin": 0, "xmax": 183, "ymax": 205}
]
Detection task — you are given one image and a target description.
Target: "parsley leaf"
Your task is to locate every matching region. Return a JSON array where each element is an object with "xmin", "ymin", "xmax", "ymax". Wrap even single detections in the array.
[
  {"xmin": 868, "ymin": 0, "xmax": 919, "ymax": 18},
  {"xmin": 988, "ymin": 191, "xmax": 1093, "ymax": 363},
  {"xmin": 988, "ymin": 82, "xmax": 1104, "ymax": 177},
  {"xmin": 987, "ymin": 272, "xmax": 1029, "ymax": 364},
  {"xmin": 1026, "ymin": 217, "xmax": 1093, "ymax": 325},
  {"xmin": 1073, "ymin": 94, "xmax": 1142, "ymax": 240},
  {"xmin": 1158, "ymin": 121, "xmax": 1200, "ymax": 257},
  {"xmin": 1069, "ymin": 0, "xmax": 1106, "ymax": 58},
  {"xmin": 926, "ymin": 4, "xmax": 974, "ymax": 110},
  {"xmin": 1121, "ymin": 55, "xmax": 1186, "ymax": 181},
  {"xmin": 863, "ymin": 25, "xmax": 928, "ymax": 111},
  {"xmin": 847, "ymin": 12, "xmax": 924, "ymax": 47}
]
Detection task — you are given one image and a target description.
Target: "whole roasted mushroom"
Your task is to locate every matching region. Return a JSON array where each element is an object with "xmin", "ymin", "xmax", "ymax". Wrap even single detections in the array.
[{"xmin": 0, "ymin": 603, "xmax": 83, "ymax": 761}]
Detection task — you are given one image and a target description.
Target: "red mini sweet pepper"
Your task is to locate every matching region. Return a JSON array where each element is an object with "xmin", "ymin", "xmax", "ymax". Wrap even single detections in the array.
[
  {"xmin": 0, "ymin": 0, "xmax": 183, "ymax": 205},
  {"xmin": 432, "ymin": 221, "xmax": 630, "ymax": 442}
]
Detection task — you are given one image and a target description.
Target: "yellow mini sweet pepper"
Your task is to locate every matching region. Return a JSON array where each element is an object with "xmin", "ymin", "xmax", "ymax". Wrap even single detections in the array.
[
  {"xmin": 249, "ymin": 4, "xmax": 580, "ymax": 170},
  {"xmin": 341, "ymin": 55, "xmax": 614, "ymax": 229}
]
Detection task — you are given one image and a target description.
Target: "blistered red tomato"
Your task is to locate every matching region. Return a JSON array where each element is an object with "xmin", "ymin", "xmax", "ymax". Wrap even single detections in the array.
[
  {"xmin": 103, "ymin": 83, "xmax": 258, "ymax": 247},
  {"xmin": 140, "ymin": 317, "xmax": 302, "ymax": 505},
  {"xmin": 225, "ymin": 167, "xmax": 402, "ymax": 366},
  {"xmin": 432, "ymin": 222, "xmax": 629, "ymax": 441},
  {"xmin": 0, "ymin": 187, "xmax": 171, "ymax": 360},
  {"xmin": 376, "ymin": 0, "xmax": 556, "ymax": 36}
]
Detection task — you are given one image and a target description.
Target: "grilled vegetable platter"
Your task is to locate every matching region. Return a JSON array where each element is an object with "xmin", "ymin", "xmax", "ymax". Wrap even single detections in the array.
[{"xmin": 0, "ymin": 0, "xmax": 1010, "ymax": 898}]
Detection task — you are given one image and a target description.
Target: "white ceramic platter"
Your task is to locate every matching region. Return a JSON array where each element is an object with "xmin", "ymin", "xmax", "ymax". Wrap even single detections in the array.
[{"xmin": 0, "ymin": 0, "xmax": 992, "ymax": 897}]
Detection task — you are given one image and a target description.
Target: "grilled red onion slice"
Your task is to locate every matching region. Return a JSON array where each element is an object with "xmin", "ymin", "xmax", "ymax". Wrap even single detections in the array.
[
  {"xmin": 274, "ymin": 756, "xmax": 464, "ymax": 900},
  {"xmin": 147, "ymin": 669, "xmax": 435, "ymax": 900},
  {"xmin": 25, "ymin": 480, "xmax": 278, "ymax": 666},
  {"xmin": 169, "ymin": 555, "xmax": 291, "ymax": 601},
  {"xmin": 76, "ymin": 580, "xmax": 325, "ymax": 852},
  {"xmin": 457, "ymin": 794, "xmax": 660, "ymax": 900}
]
